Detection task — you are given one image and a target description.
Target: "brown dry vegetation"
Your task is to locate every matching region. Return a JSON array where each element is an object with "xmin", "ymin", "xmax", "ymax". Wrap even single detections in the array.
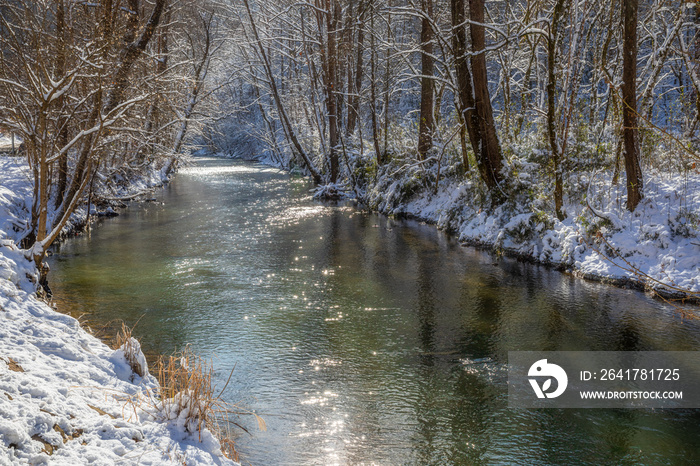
[{"xmin": 114, "ymin": 324, "xmax": 265, "ymax": 463}]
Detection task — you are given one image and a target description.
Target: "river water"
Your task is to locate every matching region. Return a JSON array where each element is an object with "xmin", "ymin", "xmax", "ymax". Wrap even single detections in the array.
[{"xmin": 49, "ymin": 157, "xmax": 700, "ymax": 465}]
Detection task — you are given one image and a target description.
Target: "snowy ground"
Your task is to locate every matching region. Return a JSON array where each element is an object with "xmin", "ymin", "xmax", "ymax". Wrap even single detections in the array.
[
  {"xmin": 0, "ymin": 133, "xmax": 21, "ymax": 153},
  {"xmin": 1, "ymin": 157, "xmax": 236, "ymax": 465}
]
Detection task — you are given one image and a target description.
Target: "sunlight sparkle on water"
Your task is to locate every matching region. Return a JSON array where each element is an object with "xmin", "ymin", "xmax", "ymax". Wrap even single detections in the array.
[
  {"xmin": 325, "ymin": 312, "xmax": 343, "ymax": 322},
  {"xmin": 179, "ymin": 161, "xmax": 272, "ymax": 176},
  {"xmin": 272, "ymin": 206, "xmax": 328, "ymax": 226}
]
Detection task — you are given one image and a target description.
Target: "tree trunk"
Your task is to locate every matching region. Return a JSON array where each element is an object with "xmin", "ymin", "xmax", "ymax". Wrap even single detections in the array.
[
  {"xmin": 54, "ymin": 0, "xmax": 68, "ymax": 210},
  {"xmin": 622, "ymin": 0, "xmax": 643, "ymax": 211},
  {"xmin": 469, "ymin": 0, "xmax": 504, "ymax": 191},
  {"xmin": 383, "ymin": 9, "xmax": 391, "ymax": 157},
  {"xmin": 417, "ymin": 0, "xmax": 435, "ymax": 160},
  {"xmin": 450, "ymin": 0, "xmax": 476, "ymax": 170},
  {"xmin": 103, "ymin": 0, "xmax": 166, "ymax": 114},
  {"xmin": 696, "ymin": 7, "xmax": 700, "ymax": 134},
  {"xmin": 325, "ymin": 0, "xmax": 340, "ymax": 183},
  {"xmin": 370, "ymin": 1, "xmax": 382, "ymax": 165},
  {"xmin": 243, "ymin": 0, "xmax": 322, "ymax": 183},
  {"xmin": 547, "ymin": 0, "xmax": 566, "ymax": 220},
  {"xmin": 346, "ymin": 0, "xmax": 365, "ymax": 136}
]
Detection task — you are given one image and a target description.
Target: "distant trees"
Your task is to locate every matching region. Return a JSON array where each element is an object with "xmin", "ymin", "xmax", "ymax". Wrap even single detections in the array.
[{"xmin": 213, "ymin": 0, "xmax": 697, "ymax": 210}]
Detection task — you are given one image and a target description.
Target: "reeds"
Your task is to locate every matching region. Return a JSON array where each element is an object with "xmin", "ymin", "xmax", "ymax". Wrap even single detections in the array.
[
  {"xmin": 153, "ymin": 346, "xmax": 215, "ymax": 437},
  {"xmin": 113, "ymin": 324, "xmax": 265, "ymax": 463},
  {"xmin": 115, "ymin": 322, "xmax": 147, "ymax": 377},
  {"xmin": 152, "ymin": 345, "xmax": 268, "ymax": 463}
]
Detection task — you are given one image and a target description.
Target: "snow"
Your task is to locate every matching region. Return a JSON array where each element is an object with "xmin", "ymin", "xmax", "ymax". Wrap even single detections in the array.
[
  {"xmin": 0, "ymin": 158, "xmax": 237, "ymax": 465},
  {"xmin": 0, "ymin": 134, "xmax": 21, "ymax": 152},
  {"xmin": 0, "ymin": 158, "xmax": 33, "ymax": 251},
  {"xmin": 311, "ymin": 182, "xmax": 351, "ymax": 200}
]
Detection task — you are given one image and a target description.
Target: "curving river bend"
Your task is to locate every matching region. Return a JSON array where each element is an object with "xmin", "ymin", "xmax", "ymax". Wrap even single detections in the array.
[{"xmin": 49, "ymin": 157, "xmax": 700, "ymax": 465}]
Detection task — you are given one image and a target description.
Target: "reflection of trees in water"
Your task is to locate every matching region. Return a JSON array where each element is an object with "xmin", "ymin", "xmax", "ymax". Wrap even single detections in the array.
[
  {"xmin": 413, "ymin": 246, "xmax": 439, "ymax": 463},
  {"xmin": 456, "ymin": 269, "xmax": 501, "ymax": 358},
  {"xmin": 614, "ymin": 323, "xmax": 642, "ymax": 351},
  {"xmin": 417, "ymin": 246, "xmax": 437, "ymax": 357},
  {"xmin": 406, "ymin": 229, "xmax": 500, "ymax": 464}
]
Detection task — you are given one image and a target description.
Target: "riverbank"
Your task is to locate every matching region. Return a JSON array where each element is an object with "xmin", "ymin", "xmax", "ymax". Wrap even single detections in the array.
[
  {"xmin": 366, "ymin": 164, "xmax": 700, "ymax": 304},
  {"xmin": 1, "ymin": 157, "xmax": 236, "ymax": 464}
]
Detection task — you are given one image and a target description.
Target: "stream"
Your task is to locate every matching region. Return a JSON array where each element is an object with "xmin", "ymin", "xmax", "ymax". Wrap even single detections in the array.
[{"xmin": 49, "ymin": 157, "xmax": 700, "ymax": 465}]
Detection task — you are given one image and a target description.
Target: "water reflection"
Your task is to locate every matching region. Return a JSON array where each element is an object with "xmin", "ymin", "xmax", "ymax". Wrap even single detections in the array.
[{"xmin": 49, "ymin": 157, "xmax": 700, "ymax": 465}]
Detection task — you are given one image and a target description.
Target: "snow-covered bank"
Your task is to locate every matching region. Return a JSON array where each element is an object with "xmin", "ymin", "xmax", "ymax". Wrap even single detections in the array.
[
  {"xmin": 365, "ymin": 160, "xmax": 700, "ymax": 301},
  {"xmin": 0, "ymin": 156, "xmax": 177, "ymax": 245},
  {"xmin": 1, "ymin": 157, "xmax": 236, "ymax": 464}
]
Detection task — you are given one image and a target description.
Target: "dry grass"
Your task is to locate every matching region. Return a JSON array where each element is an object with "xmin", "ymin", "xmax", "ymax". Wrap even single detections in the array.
[
  {"xmin": 154, "ymin": 346, "xmax": 215, "ymax": 437},
  {"xmin": 113, "ymin": 321, "xmax": 131, "ymax": 350},
  {"xmin": 152, "ymin": 345, "xmax": 267, "ymax": 463},
  {"xmin": 112, "ymin": 323, "xmax": 264, "ymax": 463},
  {"xmin": 114, "ymin": 322, "xmax": 147, "ymax": 377}
]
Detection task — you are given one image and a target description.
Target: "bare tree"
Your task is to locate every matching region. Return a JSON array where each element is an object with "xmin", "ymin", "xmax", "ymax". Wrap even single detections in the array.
[
  {"xmin": 469, "ymin": 0, "xmax": 504, "ymax": 191},
  {"xmin": 369, "ymin": 0, "xmax": 383, "ymax": 164},
  {"xmin": 622, "ymin": 0, "xmax": 644, "ymax": 211},
  {"xmin": 0, "ymin": 0, "xmax": 170, "ymax": 287},
  {"xmin": 319, "ymin": 0, "xmax": 340, "ymax": 182},
  {"xmin": 346, "ymin": 0, "xmax": 366, "ymax": 136},
  {"xmin": 417, "ymin": 0, "xmax": 435, "ymax": 160},
  {"xmin": 547, "ymin": 0, "xmax": 567, "ymax": 220},
  {"xmin": 451, "ymin": 0, "xmax": 475, "ymax": 171},
  {"xmin": 240, "ymin": 0, "xmax": 322, "ymax": 183}
]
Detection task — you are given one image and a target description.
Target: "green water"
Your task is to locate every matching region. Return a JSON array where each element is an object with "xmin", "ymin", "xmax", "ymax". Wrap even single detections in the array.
[{"xmin": 49, "ymin": 157, "xmax": 700, "ymax": 465}]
